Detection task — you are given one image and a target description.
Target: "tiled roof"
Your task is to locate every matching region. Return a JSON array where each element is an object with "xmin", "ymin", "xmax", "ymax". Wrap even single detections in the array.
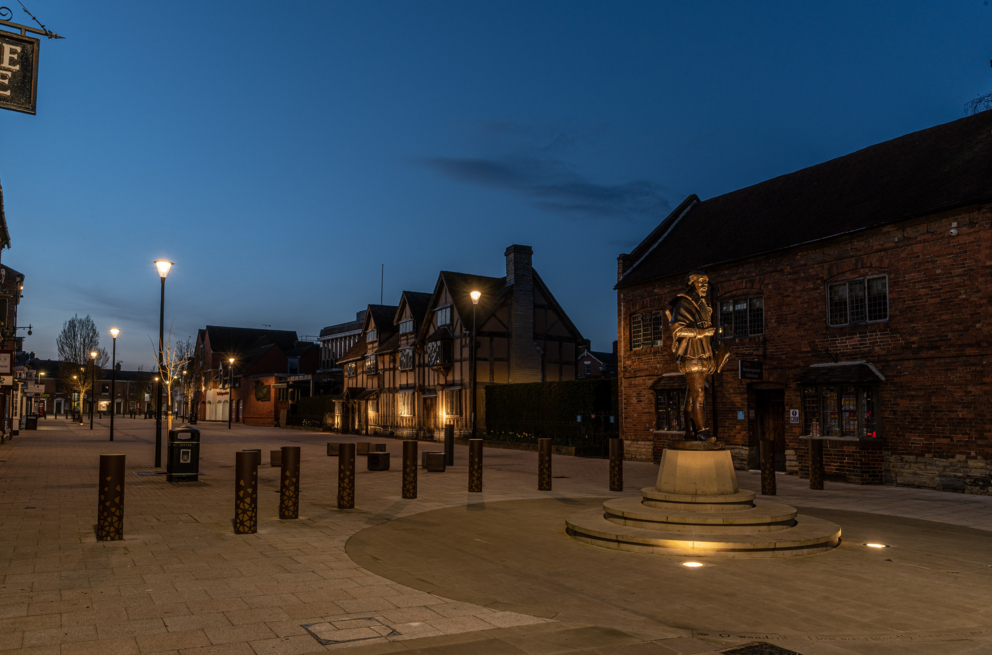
[
  {"xmin": 375, "ymin": 333, "xmax": 400, "ymax": 355},
  {"xmin": 204, "ymin": 326, "xmax": 298, "ymax": 354},
  {"xmin": 337, "ymin": 338, "xmax": 367, "ymax": 364},
  {"xmin": 618, "ymin": 111, "xmax": 992, "ymax": 288},
  {"xmin": 437, "ymin": 271, "xmax": 506, "ymax": 332},
  {"xmin": 396, "ymin": 291, "xmax": 433, "ymax": 326}
]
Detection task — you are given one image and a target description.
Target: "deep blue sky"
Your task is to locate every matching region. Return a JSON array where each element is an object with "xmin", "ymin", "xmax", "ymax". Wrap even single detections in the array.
[{"xmin": 2, "ymin": 1, "xmax": 989, "ymax": 368}]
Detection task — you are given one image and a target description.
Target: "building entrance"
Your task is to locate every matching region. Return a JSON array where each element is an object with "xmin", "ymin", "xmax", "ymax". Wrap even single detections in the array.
[{"xmin": 755, "ymin": 389, "xmax": 786, "ymax": 472}]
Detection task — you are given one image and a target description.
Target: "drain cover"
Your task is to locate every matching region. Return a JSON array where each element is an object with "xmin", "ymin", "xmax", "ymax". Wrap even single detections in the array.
[
  {"xmin": 302, "ymin": 617, "xmax": 398, "ymax": 645},
  {"xmin": 723, "ymin": 643, "xmax": 802, "ymax": 655}
]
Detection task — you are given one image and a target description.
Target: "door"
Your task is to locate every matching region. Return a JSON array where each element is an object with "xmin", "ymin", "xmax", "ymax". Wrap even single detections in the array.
[
  {"xmin": 755, "ymin": 390, "xmax": 786, "ymax": 472},
  {"xmin": 423, "ymin": 396, "xmax": 437, "ymax": 437}
]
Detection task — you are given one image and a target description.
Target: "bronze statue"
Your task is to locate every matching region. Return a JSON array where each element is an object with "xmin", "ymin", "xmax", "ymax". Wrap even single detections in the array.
[{"xmin": 667, "ymin": 271, "xmax": 730, "ymax": 441}]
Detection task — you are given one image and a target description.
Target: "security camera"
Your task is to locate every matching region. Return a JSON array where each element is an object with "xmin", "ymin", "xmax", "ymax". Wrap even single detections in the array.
[{"xmin": 950, "ymin": 228, "xmax": 959, "ymax": 236}]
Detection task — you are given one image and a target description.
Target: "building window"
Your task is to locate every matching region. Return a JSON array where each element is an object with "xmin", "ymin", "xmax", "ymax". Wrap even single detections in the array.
[
  {"xmin": 399, "ymin": 319, "xmax": 414, "ymax": 334},
  {"xmin": 368, "ymin": 397, "xmax": 378, "ymax": 414},
  {"xmin": 630, "ymin": 311, "xmax": 664, "ymax": 350},
  {"xmin": 444, "ymin": 389, "xmax": 462, "ymax": 417},
  {"xmin": 828, "ymin": 276, "xmax": 888, "ymax": 327},
  {"xmin": 345, "ymin": 363, "xmax": 357, "ymax": 378},
  {"xmin": 655, "ymin": 390, "xmax": 685, "ymax": 431},
  {"xmin": 583, "ymin": 361, "xmax": 591, "ymax": 376},
  {"xmin": 427, "ymin": 340, "xmax": 452, "ymax": 367},
  {"xmin": 364, "ymin": 354, "xmax": 377, "ymax": 375},
  {"xmin": 719, "ymin": 296, "xmax": 763, "ymax": 338},
  {"xmin": 399, "ymin": 348, "xmax": 414, "ymax": 370},
  {"xmin": 366, "ymin": 329, "xmax": 378, "ymax": 343},
  {"xmin": 398, "ymin": 393, "xmax": 415, "ymax": 417},
  {"xmin": 802, "ymin": 385, "xmax": 879, "ymax": 439},
  {"xmin": 101, "ymin": 384, "xmax": 110, "ymax": 395},
  {"xmin": 277, "ymin": 387, "xmax": 288, "ymax": 402},
  {"xmin": 436, "ymin": 306, "xmax": 451, "ymax": 327}
]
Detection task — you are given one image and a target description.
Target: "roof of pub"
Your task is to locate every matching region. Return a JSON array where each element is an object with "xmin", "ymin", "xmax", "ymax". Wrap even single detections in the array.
[{"xmin": 617, "ymin": 111, "xmax": 992, "ymax": 289}]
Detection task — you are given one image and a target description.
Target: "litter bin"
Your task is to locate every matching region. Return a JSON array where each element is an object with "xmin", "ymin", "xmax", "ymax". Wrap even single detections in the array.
[
  {"xmin": 166, "ymin": 427, "xmax": 201, "ymax": 482},
  {"xmin": 24, "ymin": 415, "xmax": 38, "ymax": 430},
  {"xmin": 188, "ymin": 411, "xmax": 197, "ymax": 425}
]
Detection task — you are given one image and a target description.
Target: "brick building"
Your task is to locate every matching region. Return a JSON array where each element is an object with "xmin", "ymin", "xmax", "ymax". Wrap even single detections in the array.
[
  {"xmin": 577, "ymin": 344, "xmax": 618, "ymax": 379},
  {"xmin": 615, "ymin": 112, "xmax": 991, "ymax": 494}
]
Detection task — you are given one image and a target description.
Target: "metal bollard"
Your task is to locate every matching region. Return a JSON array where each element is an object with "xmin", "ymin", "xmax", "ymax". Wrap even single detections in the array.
[
  {"xmin": 468, "ymin": 439, "xmax": 483, "ymax": 492},
  {"xmin": 402, "ymin": 440, "xmax": 417, "ymax": 499},
  {"xmin": 809, "ymin": 439, "xmax": 824, "ymax": 490},
  {"xmin": 760, "ymin": 440, "xmax": 776, "ymax": 496},
  {"xmin": 234, "ymin": 451, "xmax": 258, "ymax": 534},
  {"xmin": 538, "ymin": 438, "xmax": 552, "ymax": 490},
  {"xmin": 609, "ymin": 438, "xmax": 623, "ymax": 492},
  {"xmin": 242, "ymin": 449, "xmax": 261, "ymax": 466},
  {"xmin": 279, "ymin": 446, "xmax": 301, "ymax": 519},
  {"xmin": 444, "ymin": 424, "xmax": 454, "ymax": 466},
  {"xmin": 338, "ymin": 443, "xmax": 355, "ymax": 509},
  {"xmin": 97, "ymin": 454, "xmax": 125, "ymax": 541}
]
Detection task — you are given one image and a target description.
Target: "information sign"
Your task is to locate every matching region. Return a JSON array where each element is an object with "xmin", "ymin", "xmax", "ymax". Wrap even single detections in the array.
[
  {"xmin": 0, "ymin": 30, "xmax": 39, "ymax": 115},
  {"xmin": 789, "ymin": 409, "xmax": 800, "ymax": 424},
  {"xmin": 738, "ymin": 360, "xmax": 763, "ymax": 381}
]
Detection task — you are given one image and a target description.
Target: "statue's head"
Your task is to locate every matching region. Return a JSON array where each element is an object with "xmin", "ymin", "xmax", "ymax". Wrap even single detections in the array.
[{"xmin": 686, "ymin": 270, "xmax": 709, "ymax": 299}]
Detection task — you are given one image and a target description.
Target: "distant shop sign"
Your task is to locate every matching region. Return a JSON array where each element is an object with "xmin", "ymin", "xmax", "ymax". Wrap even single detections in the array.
[
  {"xmin": 738, "ymin": 360, "xmax": 763, "ymax": 381},
  {"xmin": 0, "ymin": 29, "xmax": 39, "ymax": 115}
]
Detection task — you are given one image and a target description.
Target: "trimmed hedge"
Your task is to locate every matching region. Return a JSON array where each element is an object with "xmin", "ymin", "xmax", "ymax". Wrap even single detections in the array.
[
  {"xmin": 484, "ymin": 379, "xmax": 618, "ymax": 441},
  {"xmin": 296, "ymin": 394, "xmax": 337, "ymax": 418}
]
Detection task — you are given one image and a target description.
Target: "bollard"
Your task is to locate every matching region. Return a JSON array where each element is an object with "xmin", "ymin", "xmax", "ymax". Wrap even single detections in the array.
[
  {"xmin": 234, "ymin": 451, "xmax": 258, "ymax": 534},
  {"xmin": 538, "ymin": 438, "xmax": 552, "ymax": 491},
  {"xmin": 444, "ymin": 424, "xmax": 455, "ymax": 466},
  {"xmin": 468, "ymin": 439, "xmax": 483, "ymax": 492},
  {"xmin": 809, "ymin": 439, "xmax": 824, "ymax": 491},
  {"xmin": 242, "ymin": 449, "xmax": 261, "ymax": 467},
  {"xmin": 760, "ymin": 440, "xmax": 776, "ymax": 496},
  {"xmin": 402, "ymin": 441, "xmax": 417, "ymax": 499},
  {"xmin": 279, "ymin": 446, "xmax": 301, "ymax": 519},
  {"xmin": 338, "ymin": 443, "xmax": 356, "ymax": 509},
  {"xmin": 609, "ymin": 438, "xmax": 624, "ymax": 492},
  {"xmin": 97, "ymin": 454, "xmax": 126, "ymax": 541}
]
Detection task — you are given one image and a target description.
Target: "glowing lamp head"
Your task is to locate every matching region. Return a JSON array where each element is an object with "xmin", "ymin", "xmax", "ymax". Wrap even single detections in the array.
[
  {"xmin": 110, "ymin": 328, "xmax": 120, "ymax": 339},
  {"xmin": 470, "ymin": 290, "xmax": 481, "ymax": 305},
  {"xmin": 90, "ymin": 351, "xmax": 98, "ymax": 360},
  {"xmin": 229, "ymin": 358, "xmax": 235, "ymax": 365},
  {"xmin": 154, "ymin": 260, "xmax": 174, "ymax": 279}
]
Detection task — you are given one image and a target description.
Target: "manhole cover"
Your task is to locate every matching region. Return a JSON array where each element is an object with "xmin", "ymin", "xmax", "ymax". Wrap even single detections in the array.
[
  {"xmin": 723, "ymin": 643, "xmax": 802, "ymax": 655},
  {"xmin": 302, "ymin": 617, "xmax": 398, "ymax": 645}
]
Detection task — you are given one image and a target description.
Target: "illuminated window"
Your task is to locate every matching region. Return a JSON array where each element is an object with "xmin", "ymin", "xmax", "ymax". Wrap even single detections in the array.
[
  {"xmin": 655, "ymin": 390, "xmax": 685, "ymax": 431},
  {"xmin": 444, "ymin": 389, "xmax": 462, "ymax": 417},
  {"xmin": 345, "ymin": 363, "xmax": 357, "ymax": 378},
  {"xmin": 399, "ymin": 348, "xmax": 414, "ymax": 370},
  {"xmin": 802, "ymin": 385, "xmax": 880, "ymax": 439},
  {"xmin": 398, "ymin": 393, "xmax": 415, "ymax": 417}
]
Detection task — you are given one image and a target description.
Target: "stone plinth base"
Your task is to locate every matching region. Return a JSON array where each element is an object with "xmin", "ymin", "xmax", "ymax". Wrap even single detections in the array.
[{"xmin": 566, "ymin": 447, "xmax": 841, "ymax": 558}]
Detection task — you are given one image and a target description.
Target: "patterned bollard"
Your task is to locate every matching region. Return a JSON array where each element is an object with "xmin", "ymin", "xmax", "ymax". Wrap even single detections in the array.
[
  {"xmin": 760, "ymin": 440, "xmax": 777, "ymax": 496},
  {"xmin": 234, "ymin": 451, "xmax": 258, "ymax": 534},
  {"xmin": 97, "ymin": 454, "xmax": 125, "ymax": 541},
  {"xmin": 609, "ymin": 438, "xmax": 624, "ymax": 492},
  {"xmin": 402, "ymin": 441, "xmax": 417, "ymax": 499},
  {"xmin": 468, "ymin": 439, "xmax": 483, "ymax": 492},
  {"xmin": 279, "ymin": 446, "xmax": 301, "ymax": 519},
  {"xmin": 338, "ymin": 443, "xmax": 356, "ymax": 509},
  {"xmin": 809, "ymin": 439, "xmax": 824, "ymax": 490},
  {"xmin": 538, "ymin": 438, "xmax": 552, "ymax": 491}
]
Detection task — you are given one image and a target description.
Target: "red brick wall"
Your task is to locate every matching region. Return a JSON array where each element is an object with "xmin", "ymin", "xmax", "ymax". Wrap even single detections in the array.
[{"xmin": 617, "ymin": 203, "xmax": 991, "ymax": 492}]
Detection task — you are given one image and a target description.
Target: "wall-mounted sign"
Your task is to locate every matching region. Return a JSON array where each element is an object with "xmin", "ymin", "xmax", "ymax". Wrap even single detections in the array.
[
  {"xmin": 737, "ymin": 410, "xmax": 746, "ymax": 420},
  {"xmin": 1, "ymin": 375, "xmax": 14, "ymax": 387},
  {"xmin": 0, "ymin": 30, "xmax": 39, "ymax": 115},
  {"xmin": 0, "ymin": 349, "xmax": 12, "ymax": 375},
  {"xmin": 739, "ymin": 360, "xmax": 763, "ymax": 381},
  {"xmin": 789, "ymin": 409, "xmax": 800, "ymax": 424}
]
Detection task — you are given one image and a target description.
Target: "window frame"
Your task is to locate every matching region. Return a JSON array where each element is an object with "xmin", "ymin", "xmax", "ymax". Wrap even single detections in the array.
[
  {"xmin": 345, "ymin": 363, "xmax": 357, "ymax": 378},
  {"xmin": 801, "ymin": 384, "xmax": 881, "ymax": 439},
  {"xmin": 444, "ymin": 389, "xmax": 462, "ymax": 417},
  {"xmin": 719, "ymin": 295, "xmax": 764, "ymax": 339},
  {"xmin": 399, "ymin": 318, "xmax": 414, "ymax": 334},
  {"xmin": 398, "ymin": 392, "xmax": 415, "ymax": 417},
  {"xmin": 364, "ymin": 354, "xmax": 378, "ymax": 375},
  {"xmin": 436, "ymin": 305, "xmax": 452, "ymax": 327},
  {"xmin": 366, "ymin": 329, "xmax": 378, "ymax": 343},
  {"xmin": 654, "ymin": 389, "xmax": 685, "ymax": 432},
  {"xmin": 630, "ymin": 311, "xmax": 664, "ymax": 350},
  {"xmin": 399, "ymin": 348, "xmax": 414, "ymax": 371},
  {"xmin": 826, "ymin": 274, "xmax": 889, "ymax": 328}
]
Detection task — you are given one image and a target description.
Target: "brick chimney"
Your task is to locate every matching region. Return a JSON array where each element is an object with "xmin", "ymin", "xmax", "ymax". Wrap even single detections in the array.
[{"xmin": 505, "ymin": 244, "xmax": 542, "ymax": 382}]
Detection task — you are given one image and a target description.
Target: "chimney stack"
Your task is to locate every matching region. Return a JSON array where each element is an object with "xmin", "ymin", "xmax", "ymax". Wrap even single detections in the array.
[{"xmin": 505, "ymin": 245, "xmax": 541, "ymax": 382}]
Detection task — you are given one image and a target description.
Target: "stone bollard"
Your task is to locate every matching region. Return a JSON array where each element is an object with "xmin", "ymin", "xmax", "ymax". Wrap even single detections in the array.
[
  {"xmin": 338, "ymin": 443, "xmax": 355, "ymax": 509},
  {"xmin": 97, "ymin": 454, "xmax": 125, "ymax": 541},
  {"xmin": 234, "ymin": 451, "xmax": 258, "ymax": 534},
  {"xmin": 760, "ymin": 440, "xmax": 776, "ymax": 496},
  {"xmin": 468, "ymin": 439, "xmax": 483, "ymax": 492},
  {"xmin": 444, "ymin": 424, "xmax": 455, "ymax": 466},
  {"xmin": 538, "ymin": 438, "xmax": 552, "ymax": 491},
  {"xmin": 609, "ymin": 438, "xmax": 623, "ymax": 492},
  {"xmin": 809, "ymin": 439, "xmax": 824, "ymax": 491},
  {"xmin": 279, "ymin": 446, "xmax": 301, "ymax": 519},
  {"xmin": 402, "ymin": 441, "xmax": 417, "ymax": 499}
]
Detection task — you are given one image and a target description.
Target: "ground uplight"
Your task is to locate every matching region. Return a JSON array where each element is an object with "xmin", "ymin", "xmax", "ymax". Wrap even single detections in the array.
[
  {"xmin": 865, "ymin": 543, "xmax": 889, "ymax": 548},
  {"xmin": 681, "ymin": 561, "xmax": 705, "ymax": 568}
]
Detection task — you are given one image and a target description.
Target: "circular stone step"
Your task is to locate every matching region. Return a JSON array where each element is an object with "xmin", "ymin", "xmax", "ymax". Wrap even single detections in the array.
[
  {"xmin": 602, "ymin": 496, "xmax": 797, "ymax": 534},
  {"xmin": 640, "ymin": 487, "xmax": 756, "ymax": 512}
]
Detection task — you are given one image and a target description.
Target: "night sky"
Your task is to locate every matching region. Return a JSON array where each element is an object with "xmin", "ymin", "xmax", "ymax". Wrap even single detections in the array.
[{"xmin": 2, "ymin": 1, "xmax": 989, "ymax": 369}]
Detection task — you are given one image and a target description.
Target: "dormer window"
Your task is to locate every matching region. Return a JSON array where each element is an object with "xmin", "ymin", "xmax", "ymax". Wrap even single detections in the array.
[
  {"xmin": 364, "ymin": 354, "xmax": 377, "ymax": 374},
  {"xmin": 366, "ymin": 329, "xmax": 378, "ymax": 343},
  {"xmin": 436, "ymin": 306, "xmax": 451, "ymax": 327},
  {"xmin": 399, "ymin": 319, "xmax": 414, "ymax": 334}
]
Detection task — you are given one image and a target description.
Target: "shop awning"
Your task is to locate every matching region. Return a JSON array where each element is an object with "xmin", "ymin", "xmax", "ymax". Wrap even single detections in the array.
[{"xmin": 796, "ymin": 362, "xmax": 885, "ymax": 385}]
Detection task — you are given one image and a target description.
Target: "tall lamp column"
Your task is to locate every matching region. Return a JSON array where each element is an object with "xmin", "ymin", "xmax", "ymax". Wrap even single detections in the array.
[
  {"xmin": 228, "ymin": 357, "xmax": 234, "ymax": 429},
  {"xmin": 109, "ymin": 329, "xmax": 119, "ymax": 441},
  {"xmin": 153, "ymin": 260, "xmax": 173, "ymax": 468},
  {"xmin": 470, "ymin": 291, "xmax": 481, "ymax": 439},
  {"xmin": 89, "ymin": 351, "xmax": 97, "ymax": 430}
]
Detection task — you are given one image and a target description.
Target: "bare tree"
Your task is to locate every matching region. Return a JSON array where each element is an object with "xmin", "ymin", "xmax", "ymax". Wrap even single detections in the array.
[
  {"xmin": 175, "ymin": 337, "xmax": 200, "ymax": 420},
  {"xmin": 151, "ymin": 323, "xmax": 192, "ymax": 431},
  {"xmin": 965, "ymin": 92, "xmax": 992, "ymax": 115},
  {"xmin": 56, "ymin": 315, "xmax": 108, "ymax": 413}
]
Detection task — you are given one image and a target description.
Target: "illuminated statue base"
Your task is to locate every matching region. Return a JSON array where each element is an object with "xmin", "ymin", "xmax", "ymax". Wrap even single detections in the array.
[{"xmin": 566, "ymin": 445, "xmax": 841, "ymax": 558}]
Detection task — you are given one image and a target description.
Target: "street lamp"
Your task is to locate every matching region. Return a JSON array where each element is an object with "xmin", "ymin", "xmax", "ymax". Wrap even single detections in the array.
[
  {"xmin": 89, "ymin": 351, "xmax": 98, "ymax": 430},
  {"xmin": 470, "ymin": 290, "xmax": 481, "ymax": 439},
  {"xmin": 228, "ymin": 357, "xmax": 234, "ymax": 429},
  {"xmin": 153, "ymin": 259, "xmax": 173, "ymax": 467},
  {"xmin": 109, "ymin": 328, "xmax": 119, "ymax": 442},
  {"xmin": 37, "ymin": 371, "xmax": 44, "ymax": 417}
]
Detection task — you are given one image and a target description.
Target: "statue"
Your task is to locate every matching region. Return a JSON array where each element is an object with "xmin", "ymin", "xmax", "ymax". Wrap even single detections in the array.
[{"xmin": 667, "ymin": 271, "xmax": 730, "ymax": 441}]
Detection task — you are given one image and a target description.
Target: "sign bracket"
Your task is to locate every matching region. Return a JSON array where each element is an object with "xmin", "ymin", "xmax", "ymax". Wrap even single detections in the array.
[{"xmin": 0, "ymin": 4, "xmax": 64, "ymax": 39}]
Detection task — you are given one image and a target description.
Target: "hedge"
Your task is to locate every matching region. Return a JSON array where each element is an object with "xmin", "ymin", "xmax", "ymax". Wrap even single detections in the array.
[
  {"xmin": 484, "ymin": 379, "xmax": 618, "ymax": 441},
  {"xmin": 296, "ymin": 394, "xmax": 337, "ymax": 417}
]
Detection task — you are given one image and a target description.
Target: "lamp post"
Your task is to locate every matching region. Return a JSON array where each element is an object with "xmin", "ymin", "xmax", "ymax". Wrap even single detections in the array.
[
  {"xmin": 89, "ymin": 351, "xmax": 98, "ymax": 430},
  {"xmin": 153, "ymin": 260, "xmax": 173, "ymax": 468},
  {"xmin": 228, "ymin": 357, "xmax": 234, "ymax": 429},
  {"xmin": 470, "ymin": 290, "xmax": 481, "ymax": 439},
  {"xmin": 37, "ymin": 371, "xmax": 44, "ymax": 416},
  {"xmin": 72, "ymin": 375, "xmax": 77, "ymax": 421},
  {"xmin": 109, "ymin": 328, "xmax": 119, "ymax": 441}
]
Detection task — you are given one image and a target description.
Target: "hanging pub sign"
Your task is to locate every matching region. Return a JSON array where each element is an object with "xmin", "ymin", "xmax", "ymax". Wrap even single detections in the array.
[
  {"xmin": 0, "ymin": 348, "xmax": 12, "ymax": 387},
  {"xmin": 738, "ymin": 360, "xmax": 763, "ymax": 381},
  {"xmin": 0, "ymin": 29, "xmax": 39, "ymax": 114}
]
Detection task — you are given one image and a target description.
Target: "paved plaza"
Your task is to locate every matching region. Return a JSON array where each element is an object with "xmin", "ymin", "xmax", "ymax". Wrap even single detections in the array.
[{"xmin": 1, "ymin": 419, "xmax": 992, "ymax": 655}]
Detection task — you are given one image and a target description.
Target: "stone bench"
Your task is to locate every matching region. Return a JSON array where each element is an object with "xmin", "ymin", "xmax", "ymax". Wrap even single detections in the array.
[
  {"xmin": 270, "ymin": 450, "xmax": 281, "ymax": 467},
  {"xmin": 327, "ymin": 443, "xmax": 339, "ymax": 456},
  {"xmin": 367, "ymin": 452, "xmax": 390, "ymax": 471},
  {"xmin": 424, "ymin": 452, "xmax": 446, "ymax": 472}
]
